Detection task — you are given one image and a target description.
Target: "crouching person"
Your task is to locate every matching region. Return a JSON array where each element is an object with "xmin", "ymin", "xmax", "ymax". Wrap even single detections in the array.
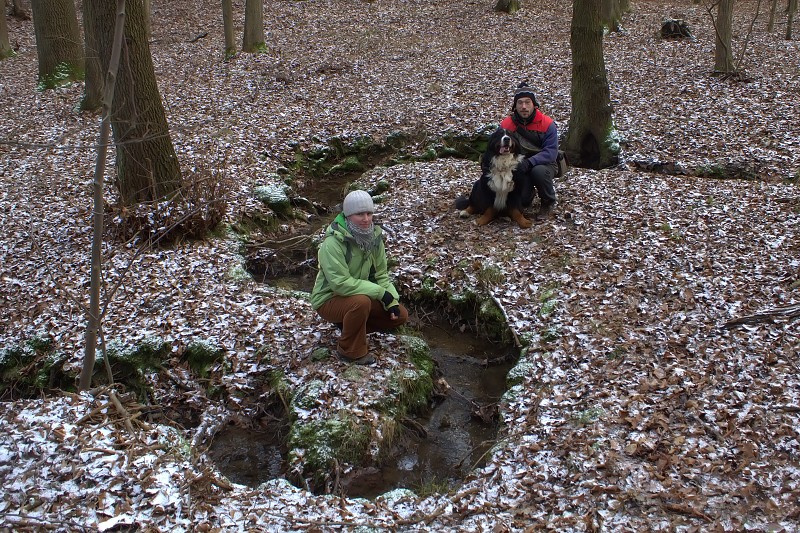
[{"xmin": 311, "ymin": 190, "xmax": 409, "ymax": 365}]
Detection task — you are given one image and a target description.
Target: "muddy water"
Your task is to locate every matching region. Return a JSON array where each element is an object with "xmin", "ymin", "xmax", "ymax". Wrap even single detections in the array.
[
  {"xmin": 342, "ymin": 324, "xmax": 515, "ymax": 499},
  {"xmin": 209, "ymin": 323, "xmax": 515, "ymax": 497},
  {"xmin": 208, "ymin": 425, "xmax": 287, "ymax": 487}
]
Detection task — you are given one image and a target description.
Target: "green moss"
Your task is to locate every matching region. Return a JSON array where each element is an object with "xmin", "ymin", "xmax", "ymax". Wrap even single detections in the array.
[
  {"xmin": 311, "ymin": 347, "xmax": 331, "ymax": 362},
  {"xmin": 268, "ymin": 369, "xmax": 294, "ymax": 406},
  {"xmin": 254, "ymin": 184, "xmax": 293, "ymax": 218},
  {"xmin": 399, "ymin": 335, "xmax": 434, "ymax": 376},
  {"xmin": 329, "ymin": 156, "xmax": 365, "ymax": 174},
  {"xmin": 95, "ymin": 337, "xmax": 171, "ymax": 398},
  {"xmin": 37, "ymin": 61, "xmax": 84, "ymax": 91},
  {"xmin": 506, "ymin": 359, "xmax": 535, "ymax": 387},
  {"xmin": 1, "ymin": 334, "xmax": 75, "ymax": 397},
  {"xmin": 184, "ymin": 340, "xmax": 225, "ymax": 378},
  {"xmin": 291, "ymin": 379, "xmax": 327, "ymax": 411},
  {"xmin": 288, "ymin": 412, "xmax": 372, "ymax": 480}
]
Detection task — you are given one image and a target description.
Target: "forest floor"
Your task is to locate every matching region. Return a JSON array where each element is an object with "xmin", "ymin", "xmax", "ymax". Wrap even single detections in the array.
[{"xmin": 1, "ymin": 0, "xmax": 799, "ymax": 531}]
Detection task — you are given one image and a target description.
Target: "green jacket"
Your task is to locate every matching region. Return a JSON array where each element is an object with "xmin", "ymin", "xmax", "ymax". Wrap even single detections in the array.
[{"xmin": 310, "ymin": 213, "xmax": 400, "ymax": 310}]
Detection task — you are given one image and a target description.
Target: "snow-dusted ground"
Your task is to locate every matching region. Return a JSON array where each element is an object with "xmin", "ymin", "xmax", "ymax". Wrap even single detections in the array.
[{"xmin": 1, "ymin": 0, "xmax": 799, "ymax": 530}]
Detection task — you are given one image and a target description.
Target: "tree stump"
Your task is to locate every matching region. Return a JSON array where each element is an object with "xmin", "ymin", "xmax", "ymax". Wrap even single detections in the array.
[
  {"xmin": 495, "ymin": 0, "xmax": 521, "ymax": 14},
  {"xmin": 660, "ymin": 19, "xmax": 694, "ymax": 40}
]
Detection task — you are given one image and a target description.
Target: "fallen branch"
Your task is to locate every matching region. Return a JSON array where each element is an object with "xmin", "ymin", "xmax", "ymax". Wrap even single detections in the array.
[
  {"xmin": 723, "ymin": 303, "xmax": 800, "ymax": 329},
  {"xmin": 109, "ymin": 390, "xmax": 137, "ymax": 435},
  {"xmin": 490, "ymin": 293, "xmax": 522, "ymax": 348}
]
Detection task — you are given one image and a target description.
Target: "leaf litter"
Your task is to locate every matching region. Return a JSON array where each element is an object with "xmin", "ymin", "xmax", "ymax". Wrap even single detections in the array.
[{"xmin": 0, "ymin": 0, "xmax": 799, "ymax": 530}]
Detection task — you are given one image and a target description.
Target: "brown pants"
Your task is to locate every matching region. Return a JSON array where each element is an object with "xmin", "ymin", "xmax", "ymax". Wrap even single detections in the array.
[{"xmin": 316, "ymin": 295, "xmax": 409, "ymax": 359}]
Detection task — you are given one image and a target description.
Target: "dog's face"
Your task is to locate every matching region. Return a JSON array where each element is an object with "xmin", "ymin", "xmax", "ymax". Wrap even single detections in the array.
[{"xmin": 488, "ymin": 128, "xmax": 518, "ymax": 156}]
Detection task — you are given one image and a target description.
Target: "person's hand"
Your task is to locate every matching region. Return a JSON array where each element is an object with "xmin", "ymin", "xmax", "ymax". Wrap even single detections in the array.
[
  {"xmin": 388, "ymin": 305, "xmax": 401, "ymax": 319},
  {"xmin": 516, "ymin": 157, "xmax": 533, "ymax": 174},
  {"xmin": 381, "ymin": 291, "xmax": 394, "ymax": 306}
]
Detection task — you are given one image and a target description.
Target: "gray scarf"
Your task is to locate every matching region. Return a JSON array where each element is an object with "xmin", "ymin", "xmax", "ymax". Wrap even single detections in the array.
[{"xmin": 346, "ymin": 220, "xmax": 378, "ymax": 252}]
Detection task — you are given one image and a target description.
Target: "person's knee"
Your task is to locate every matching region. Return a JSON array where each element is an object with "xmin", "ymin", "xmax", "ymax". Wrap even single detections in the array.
[{"xmin": 531, "ymin": 165, "xmax": 555, "ymax": 183}]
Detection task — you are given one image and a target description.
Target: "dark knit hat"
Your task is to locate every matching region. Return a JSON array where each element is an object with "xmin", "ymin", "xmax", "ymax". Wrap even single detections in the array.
[
  {"xmin": 513, "ymin": 81, "xmax": 539, "ymax": 108},
  {"xmin": 342, "ymin": 190, "xmax": 375, "ymax": 216}
]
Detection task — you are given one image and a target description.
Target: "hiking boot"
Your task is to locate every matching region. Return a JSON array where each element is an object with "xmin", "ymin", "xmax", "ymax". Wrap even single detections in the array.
[
  {"xmin": 536, "ymin": 200, "xmax": 556, "ymax": 219},
  {"xmin": 337, "ymin": 350, "xmax": 375, "ymax": 365}
]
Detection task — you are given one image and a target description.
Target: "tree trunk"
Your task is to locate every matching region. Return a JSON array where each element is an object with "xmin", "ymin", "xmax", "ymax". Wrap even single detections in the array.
[
  {"xmin": 30, "ymin": 0, "xmax": 84, "ymax": 89},
  {"xmin": 767, "ymin": 0, "xmax": 778, "ymax": 31},
  {"xmin": 714, "ymin": 0, "xmax": 735, "ymax": 73},
  {"xmin": 143, "ymin": 0, "xmax": 151, "ymax": 41},
  {"xmin": 601, "ymin": 0, "xmax": 630, "ymax": 31},
  {"xmin": 242, "ymin": 0, "xmax": 265, "ymax": 53},
  {"xmin": 11, "ymin": 0, "xmax": 31, "ymax": 20},
  {"xmin": 80, "ymin": 0, "xmax": 127, "ymax": 393},
  {"xmin": 222, "ymin": 0, "xmax": 236, "ymax": 58},
  {"xmin": 81, "ymin": 0, "xmax": 104, "ymax": 111},
  {"xmin": 0, "ymin": 6, "xmax": 14, "ymax": 60},
  {"xmin": 87, "ymin": 0, "xmax": 182, "ymax": 205},
  {"xmin": 787, "ymin": 0, "xmax": 797, "ymax": 38},
  {"xmin": 563, "ymin": 0, "xmax": 619, "ymax": 170}
]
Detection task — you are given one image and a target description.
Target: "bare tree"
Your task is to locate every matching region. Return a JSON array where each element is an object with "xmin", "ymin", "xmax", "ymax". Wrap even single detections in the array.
[
  {"xmin": 563, "ymin": 0, "xmax": 619, "ymax": 169},
  {"xmin": 81, "ymin": 0, "xmax": 104, "ymax": 111},
  {"xmin": 787, "ymin": 0, "xmax": 797, "ymax": 38},
  {"xmin": 601, "ymin": 0, "xmax": 630, "ymax": 31},
  {"xmin": 768, "ymin": 0, "xmax": 779, "ymax": 30},
  {"xmin": 243, "ymin": 0, "xmax": 265, "ymax": 52},
  {"xmin": 712, "ymin": 0, "xmax": 736, "ymax": 73},
  {"xmin": 86, "ymin": 0, "xmax": 182, "ymax": 205},
  {"xmin": 80, "ymin": 0, "xmax": 127, "ymax": 393},
  {"xmin": 222, "ymin": 0, "xmax": 236, "ymax": 58},
  {"xmin": 30, "ymin": 0, "xmax": 84, "ymax": 89},
  {"xmin": 1, "ymin": 5, "xmax": 14, "ymax": 60}
]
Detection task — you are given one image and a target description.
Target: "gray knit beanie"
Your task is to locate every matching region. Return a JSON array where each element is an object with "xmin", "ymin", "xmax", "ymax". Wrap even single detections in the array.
[
  {"xmin": 513, "ymin": 81, "xmax": 539, "ymax": 108},
  {"xmin": 342, "ymin": 190, "xmax": 375, "ymax": 217}
]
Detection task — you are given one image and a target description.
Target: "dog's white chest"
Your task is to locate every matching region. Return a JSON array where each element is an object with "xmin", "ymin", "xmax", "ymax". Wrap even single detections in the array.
[{"xmin": 488, "ymin": 154, "xmax": 523, "ymax": 194}]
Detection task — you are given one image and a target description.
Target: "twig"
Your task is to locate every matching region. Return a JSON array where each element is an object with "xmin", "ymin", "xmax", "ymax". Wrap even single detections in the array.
[
  {"xmin": 723, "ymin": 303, "xmax": 800, "ymax": 329},
  {"xmin": 109, "ymin": 390, "xmax": 136, "ymax": 435},
  {"xmin": 395, "ymin": 486, "xmax": 481, "ymax": 526}
]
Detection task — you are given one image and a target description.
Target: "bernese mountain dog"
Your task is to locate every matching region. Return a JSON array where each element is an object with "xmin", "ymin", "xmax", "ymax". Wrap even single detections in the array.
[{"xmin": 454, "ymin": 128, "xmax": 532, "ymax": 228}]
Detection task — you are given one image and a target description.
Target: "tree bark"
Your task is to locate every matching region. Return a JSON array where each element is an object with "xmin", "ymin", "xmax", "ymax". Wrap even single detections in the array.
[
  {"xmin": 87, "ymin": 0, "xmax": 181, "ymax": 204},
  {"xmin": 563, "ymin": 0, "xmax": 619, "ymax": 169},
  {"xmin": 243, "ymin": 0, "xmax": 265, "ymax": 52},
  {"xmin": 30, "ymin": 0, "xmax": 84, "ymax": 88},
  {"xmin": 767, "ymin": 0, "xmax": 778, "ymax": 31},
  {"xmin": 222, "ymin": 0, "xmax": 236, "ymax": 58},
  {"xmin": 601, "ymin": 0, "xmax": 630, "ymax": 31},
  {"xmin": 0, "ymin": 6, "xmax": 14, "ymax": 60},
  {"xmin": 143, "ymin": 0, "xmax": 151, "ymax": 41},
  {"xmin": 11, "ymin": 0, "xmax": 31, "ymax": 20},
  {"xmin": 787, "ymin": 0, "xmax": 797, "ymax": 39},
  {"xmin": 714, "ymin": 0, "xmax": 735, "ymax": 73},
  {"xmin": 81, "ymin": 0, "xmax": 104, "ymax": 111}
]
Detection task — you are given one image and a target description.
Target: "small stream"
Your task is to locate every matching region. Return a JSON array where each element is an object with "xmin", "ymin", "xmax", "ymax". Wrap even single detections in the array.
[
  {"xmin": 209, "ymin": 321, "xmax": 515, "ymax": 498},
  {"xmin": 342, "ymin": 323, "xmax": 514, "ymax": 499}
]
